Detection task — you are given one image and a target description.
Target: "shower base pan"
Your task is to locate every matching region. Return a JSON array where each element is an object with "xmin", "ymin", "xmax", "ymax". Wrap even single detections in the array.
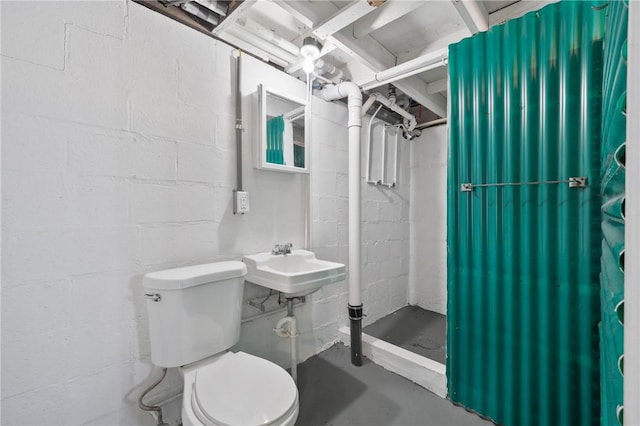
[
  {"xmin": 339, "ymin": 305, "xmax": 447, "ymax": 398},
  {"xmin": 364, "ymin": 305, "xmax": 446, "ymax": 364}
]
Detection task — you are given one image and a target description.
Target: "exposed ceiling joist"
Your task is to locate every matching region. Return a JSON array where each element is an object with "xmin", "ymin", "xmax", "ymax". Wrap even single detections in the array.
[
  {"xmin": 427, "ymin": 78, "xmax": 448, "ymax": 94},
  {"xmin": 489, "ymin": 0, "xmax": 559, "ymax": 26},
  {"xmin": 278, "ymin": 0, "xmax": 395, "ymax": 70},
  {"xmin": 285, "ymin": 44, "xmax": 338, "ymax": 74},
  {"xmin": 277, "ymin": 0, "xmax": 446, "ymax": 116},
  {"xmin": 451, "ymin": 0, "xmax": 489, "ymax": 34},
  {"xmin": 394, "ymin": 77, "xmax": 447, "ymax": 118},
  {"xmin": 397, "ymin": 28, "xmax": 469, "ymax": 65},
  {"xmin": 271, "ymin": 0, "xmax": 315, "ymax": 28},
  {"xmin": 353, "ymin": 0, "xmax": 426, "ymax": 39},
  {"xmin": 312, "ymin": 0, "xmax": 379, "ymax": 40},
  {"xmin": 211, "ymin": 0, "xmax": 258, "ymax": 36},
  {"xmin": 331, "ymin": 32, "xmax": 395, "ymax": 71}
]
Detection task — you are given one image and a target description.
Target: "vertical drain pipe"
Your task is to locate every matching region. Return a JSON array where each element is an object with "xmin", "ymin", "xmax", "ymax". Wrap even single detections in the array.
[{"xmin": 320, "ymin": 82, "xmax": 364, "ymax": 366}]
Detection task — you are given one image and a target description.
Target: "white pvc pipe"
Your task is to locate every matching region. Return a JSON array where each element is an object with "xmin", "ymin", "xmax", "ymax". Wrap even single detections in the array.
[
  {"xmin": 274, "ymin": 316, "xmax": 298, "ymax": 383},
  {"xmin": 360, "ymin": 48, "xmax": 449, "ymax": 91},
  {"xmin": 368, "ymin": 92, "xmax": 417, "ymax": 131},
  {"xmin": 290, "ymin": 316, "xmax": 297, "ymax": 382},
  {"xmin": 320, "ymin": 82, "xmax": 362, "ymax": 307}
]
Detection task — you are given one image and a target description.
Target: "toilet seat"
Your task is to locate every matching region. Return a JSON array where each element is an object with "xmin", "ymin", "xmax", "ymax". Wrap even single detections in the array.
[{"xmin": 190, "ymin": 352, "xmax": 298, "ymax": 426}]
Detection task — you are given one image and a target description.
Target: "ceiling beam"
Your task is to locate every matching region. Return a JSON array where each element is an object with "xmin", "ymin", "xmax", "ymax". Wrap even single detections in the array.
[
  {"xmin": 397, "ymin": 28, "xmax": 469, "ymax": 64},
  {"xmin": 277, "ymin": 0, "xmax": 396, "ymax": 71},
  {"xmin": 275, "ymin": 0, "xmax": 446, "ymax": 117},
  {"xmin": 489, "ymin": 0, "xmax": 559, "ymax": 26},
  {"xmin": 451, "ymin": 0, "xmax": 488, "ymax": 34},
  {"xmin": 285, "ymin": 43, "xmax": 338, "ymax": 74},
  {"xmin": 312, "ymin": 0, "xmax": 379, "ymax": 40},
  {"xmin": 395, "ymin": 77, "xmax": 447, "ymax": 118},
  {"xmin": 353, "ymin": 0, "xmax": 426, "ymax": 39},
  {"xmin": 427, "ymin": 78, "xmax": 448, "ymax": 95},
  {"xmin": 271, "ymin": 0, "xmax": 315, "ymax": 28},
  {"xmin": 211, "ymin": 0, "xmax": 258, "ymax": 36},
  {"xmin": 331, "ymin": 32, "xmax": 395, "ymax": 71}
]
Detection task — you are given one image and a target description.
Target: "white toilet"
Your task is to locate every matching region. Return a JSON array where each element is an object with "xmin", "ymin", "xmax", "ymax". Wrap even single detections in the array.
[{"xmin": 142, "ymin": 261, "xmax": 299, "ymax": 426}]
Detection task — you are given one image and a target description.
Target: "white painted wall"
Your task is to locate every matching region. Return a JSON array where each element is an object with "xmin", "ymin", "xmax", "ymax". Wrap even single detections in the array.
[
  {"xmin": 409, "ymin": 125, "xmax": 448, "ymax": 314},
  {"xmin": 0, "ymin": 1, "xmax": 410, "ymax": 424}
]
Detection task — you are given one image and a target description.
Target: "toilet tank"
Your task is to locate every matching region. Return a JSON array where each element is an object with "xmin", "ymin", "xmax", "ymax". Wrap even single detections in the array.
[{"xmin": 142, "ymin": 261, "xmax": 247, "ymax": 368}]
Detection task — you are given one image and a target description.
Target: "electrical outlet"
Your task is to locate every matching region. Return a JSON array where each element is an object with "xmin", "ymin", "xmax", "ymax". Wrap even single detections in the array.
[{"xmin": 233, "ymin": 190, "xmax": 250, "ymax": 214}]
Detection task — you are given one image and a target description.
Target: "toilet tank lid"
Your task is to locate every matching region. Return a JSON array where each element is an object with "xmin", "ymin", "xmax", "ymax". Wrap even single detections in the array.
[{"xmin": 143, "ymin": 261, "xmax": 247, "ymax": 290}]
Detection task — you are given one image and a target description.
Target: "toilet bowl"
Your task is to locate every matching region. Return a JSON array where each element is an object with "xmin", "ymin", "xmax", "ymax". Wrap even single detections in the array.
[
  {"xmin": 181, "ymin": 352, "xmax": 298, "ymax": 426},
  {"xmin": 142, "ymin": 261, "xmax": 299, "ymax": 426}
]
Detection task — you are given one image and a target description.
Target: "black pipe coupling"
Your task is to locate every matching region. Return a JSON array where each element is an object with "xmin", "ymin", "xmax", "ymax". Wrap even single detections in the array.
[
  {"xmin": 348, "ymin": 304, "xmax": 363, "ymax": 320},
  {"xmin": 348, "ymin": 303, "xmax": 364, "ymax": 366}
]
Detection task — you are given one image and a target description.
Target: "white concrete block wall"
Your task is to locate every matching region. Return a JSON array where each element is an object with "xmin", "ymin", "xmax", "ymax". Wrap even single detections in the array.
[
  {"xmin": 409, "ymin": 125, "xmax": 448, "ymax": 314},
  {"xmin": 309, "ymin": 98, "xmax": 411, "ymax": 327},
  {"xmin": 1, "ymin": 1, "xmax": 411, "ymax": 424}
]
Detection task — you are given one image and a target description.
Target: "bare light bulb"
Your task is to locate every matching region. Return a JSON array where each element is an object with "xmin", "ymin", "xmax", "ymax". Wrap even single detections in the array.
[{"xmin": 303, "ymin": 59, "xmax": 315, "ymax": 74}]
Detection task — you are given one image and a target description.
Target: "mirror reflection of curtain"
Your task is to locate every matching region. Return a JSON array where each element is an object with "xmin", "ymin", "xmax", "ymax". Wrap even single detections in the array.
[
  {"xmin": 294, "ymin": 144, "xmax": 304, "ymax": 168},
  {"xmin": 267, "ymin": 115, "xmax": 285, "ymax": 164}
]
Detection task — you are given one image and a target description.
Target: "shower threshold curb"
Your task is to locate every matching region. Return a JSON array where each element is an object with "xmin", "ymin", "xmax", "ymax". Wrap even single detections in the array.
[{"xmin": 338, "ymin": 326, "xmax": 447, "ymax": 398}]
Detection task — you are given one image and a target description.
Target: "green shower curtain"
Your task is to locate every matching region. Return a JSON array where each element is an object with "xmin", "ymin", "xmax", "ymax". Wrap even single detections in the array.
[
  {"xmin": 447, "ymin": 2, "xmax": 604, "ymax": 425},
  {"xmin": 600, "ymin": 1, "xmax": 627, "ymax": 424}
]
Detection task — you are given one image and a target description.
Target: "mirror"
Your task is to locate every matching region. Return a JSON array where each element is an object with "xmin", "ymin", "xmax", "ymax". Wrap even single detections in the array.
[{"xmin": 256, "ymin": 84, "xmax": 309, "ymax": 173}]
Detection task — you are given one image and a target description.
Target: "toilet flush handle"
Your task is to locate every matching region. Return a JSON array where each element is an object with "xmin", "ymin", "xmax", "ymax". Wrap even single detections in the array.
[{"xmin": 144, "ymin": 293, "xmax": 162, "ymax": 302}]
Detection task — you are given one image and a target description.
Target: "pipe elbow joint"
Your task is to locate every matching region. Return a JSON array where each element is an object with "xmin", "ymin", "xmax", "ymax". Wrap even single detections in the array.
[
  {"xmin": 321, "ymin": 82, "xmax": 362, "ymax": 104},
  {"xmin": 403, "ymin": 117, "xmax": 417, "ymax": 132}
]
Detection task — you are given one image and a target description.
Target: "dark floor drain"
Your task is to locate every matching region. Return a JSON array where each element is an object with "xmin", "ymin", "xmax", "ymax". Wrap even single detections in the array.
[{"xmin": 414, "ymin": 339, "xmax": 441, "ymax": 350}]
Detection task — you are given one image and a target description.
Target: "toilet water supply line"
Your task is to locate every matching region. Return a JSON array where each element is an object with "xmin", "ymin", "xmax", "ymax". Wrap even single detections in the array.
[
  {"xmin": 320, "ymin": 82, "xmax": 365, "ymax": 366},
  {"xmin": 138, "ymin": 367, "xmax": 169, "ymax": 426}
]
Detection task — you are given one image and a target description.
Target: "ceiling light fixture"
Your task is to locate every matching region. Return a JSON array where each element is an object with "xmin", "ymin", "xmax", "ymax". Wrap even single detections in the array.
[
  {"xmin": 300, "ymin": 37, "xmax": 322, "ymax": 61},
  {"xmin": 302, "ymin": 59, "xmax": 316, "ymax": 74}
]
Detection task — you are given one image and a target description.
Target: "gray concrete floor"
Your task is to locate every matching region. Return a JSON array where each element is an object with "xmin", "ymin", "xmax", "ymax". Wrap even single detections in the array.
[
  {"xmin": 363, "ymin": 306, "xmax": 446, "ymax": 364},
  {"xmin": 295, "ymin": 344, "xmax": 492, "ymax": 426}
]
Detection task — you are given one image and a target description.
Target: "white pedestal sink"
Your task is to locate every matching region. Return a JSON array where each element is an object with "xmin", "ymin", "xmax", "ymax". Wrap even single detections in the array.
[{"xmin": 242, "ymin": 249, "xmax": 346, "ymax": 297}]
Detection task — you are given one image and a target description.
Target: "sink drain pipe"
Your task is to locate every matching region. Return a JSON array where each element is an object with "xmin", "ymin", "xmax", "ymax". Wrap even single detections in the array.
[
  {"xmin": 320, "ymin": 82, "xmax": 364, "ymax": 366},
  {"xmin": 274, "ymin": 299, "xmax": 298, "ymax": 382}
]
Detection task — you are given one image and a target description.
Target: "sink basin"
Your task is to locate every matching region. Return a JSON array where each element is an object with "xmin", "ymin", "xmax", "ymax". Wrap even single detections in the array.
[{"xmin": 243, "ymin": 249, "xmax": 346, "ymax": 297}]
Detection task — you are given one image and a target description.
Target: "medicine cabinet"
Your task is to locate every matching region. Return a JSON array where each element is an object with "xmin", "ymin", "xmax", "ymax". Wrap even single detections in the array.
[{"xmin": 255, "ymin": 84, "xmax": 309, "ymax": 174}]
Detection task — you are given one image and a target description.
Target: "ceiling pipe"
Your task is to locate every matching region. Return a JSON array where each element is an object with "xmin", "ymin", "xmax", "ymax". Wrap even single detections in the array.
[
  {"xmin": 360, "ymin": 48, "xmax": 448, "ymax": 91},
  {"xmin": 320, "ymin": 82, "xmax": 364, "ymax": 367},
  {"xmin": 366, "ymin": 93, "xmax": 417, "ymax": 131},
  {"xmin": 314, "ymin": 59, "xmax": 344, "ymax": 83},
  {"xmin": 415, "ymin": 117, "xmax": 447, "ymax": 130}
]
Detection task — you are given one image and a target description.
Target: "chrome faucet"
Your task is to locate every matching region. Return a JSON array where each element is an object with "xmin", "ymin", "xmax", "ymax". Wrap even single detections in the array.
[{"xmin": 272, "ymin": 243, "xmax": 293, "ymax": 255}]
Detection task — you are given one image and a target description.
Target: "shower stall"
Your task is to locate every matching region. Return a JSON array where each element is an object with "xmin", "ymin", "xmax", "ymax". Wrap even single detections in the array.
[{"xmin": 362, "ymin": 2, "xmax": 628, "ymax": 425}]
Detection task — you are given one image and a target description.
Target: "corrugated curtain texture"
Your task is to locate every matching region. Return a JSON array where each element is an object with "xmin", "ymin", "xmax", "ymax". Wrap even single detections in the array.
[
  {"xmin": 600, "ymin": 1, "xmax": 627, "ymax": 424},
  {"xmin": 447, "ymin": 2, "xmax": 604, "ymax": 425}
]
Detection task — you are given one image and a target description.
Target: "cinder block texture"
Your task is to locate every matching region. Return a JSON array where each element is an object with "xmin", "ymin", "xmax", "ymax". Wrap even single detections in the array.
[
  {"xmin": 409, "ymin": 125, "xmax": 448, "ymax": 314},
  {"xmin": 2, "ymin": 1, "xmax": 412, "ymax": 424}
]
